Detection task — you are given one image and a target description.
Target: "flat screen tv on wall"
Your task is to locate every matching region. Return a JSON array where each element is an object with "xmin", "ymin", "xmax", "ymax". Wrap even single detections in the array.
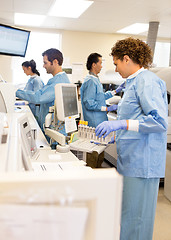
[{"xmin": 0, "ymin": 24, "xmax": 30, "ymax": 57}]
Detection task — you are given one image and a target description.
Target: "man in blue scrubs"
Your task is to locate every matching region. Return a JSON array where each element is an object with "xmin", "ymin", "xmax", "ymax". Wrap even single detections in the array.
[
  {"xmin": 16, "ymin": 48, "xmax": 70, "ymax": 132},
  {"xmin": 81, "ymin": 52, "xmax": 124, "ymax": 128},
  {"xmin": 80, "ymin": 53, "xmax": 124, "ymax": 167},
  {"xmin": 95, "ymin": 38, "xmax": 168, "ymax": 240}
]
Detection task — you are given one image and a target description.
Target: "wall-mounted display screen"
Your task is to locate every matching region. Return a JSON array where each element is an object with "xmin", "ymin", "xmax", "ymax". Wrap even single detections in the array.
[{"xmin": 0, "ymin": 24, "xmax": 30, "ymax": 57}]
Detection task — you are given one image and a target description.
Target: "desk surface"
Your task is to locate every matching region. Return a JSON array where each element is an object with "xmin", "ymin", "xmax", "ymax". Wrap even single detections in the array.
[{"xmin": 35, "ymin": 148, "xmax": 79, "ymax": 163}]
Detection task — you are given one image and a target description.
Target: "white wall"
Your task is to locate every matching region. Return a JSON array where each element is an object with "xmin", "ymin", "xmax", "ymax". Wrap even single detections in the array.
[
  {"xmin": 0, "ymin": 29, "xmax": 129, "ymax": 83},
  {"xmin": 1, "ymin": 28, "xmax": 167, "ymax": 83},
  {"xmin": 62, "ymin": 30, "xmax": 126, "ymax": 76}
]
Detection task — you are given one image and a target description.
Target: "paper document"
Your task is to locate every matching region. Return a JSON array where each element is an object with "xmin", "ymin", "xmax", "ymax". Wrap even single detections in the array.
[
  {"xmin": 0, "ymin": 204, "xmax": 89, "ymax": 240},
  {"xmin": 65, "ymin": 116, "xmax": 77, "ymax": 133},
  {"xmin": 72, "ymin": 63, "xmax": 83, "ymax": 83}
]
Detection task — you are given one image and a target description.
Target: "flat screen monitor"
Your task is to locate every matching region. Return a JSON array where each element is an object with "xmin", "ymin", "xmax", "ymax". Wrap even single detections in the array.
[
  {"xmin": 0, "ymin": 24, "xmax": 30, "ymax": 57},
  {"xmin": 0, "ymin": 83, "xmax": 15, "ymax": 113},
  {"xmin": 55, "ymin": 83, "xmax": 79, "ymax": 121}
]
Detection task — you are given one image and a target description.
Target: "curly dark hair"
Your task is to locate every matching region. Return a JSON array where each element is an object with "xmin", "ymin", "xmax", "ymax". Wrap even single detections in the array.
[{"xmin": 110, "ymin": 37, "xmax": 153, "ymax": 69}]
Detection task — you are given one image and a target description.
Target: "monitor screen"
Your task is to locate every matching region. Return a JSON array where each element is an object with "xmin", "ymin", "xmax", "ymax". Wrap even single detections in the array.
[
  {"xmin": 0, "ymin": 24, "xmax": 30, "ymax": 57},
  {"xmin": 55, "ymin": 83, "xmax": 79, "ymax": 121}
]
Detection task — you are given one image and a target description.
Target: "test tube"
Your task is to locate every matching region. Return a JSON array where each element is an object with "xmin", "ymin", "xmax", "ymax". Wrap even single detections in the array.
[
  {"xmin": 92, "ymin": 127, "xmax": 96, "ymax": 140},
  {"xmin": 88, "ymin": 127, "xmax": 93, "ymax": 139},
  {"xmin": 78, "ymin": 120, "xmax": 81, "ymax": 138},
  {"xmin": 84, "ymin": 121, "xmax": 89, "ymax": 138},
  {"xmin": 86, "ymin": 126, "xmax": 90, "ymax": 139},
  {"xmin": 79, "ymin": 120, "xmax": 84, "ymax": 138},
  {"xmin": 106, "ymin": 132, "xmax": 114, "ymax": 143}
]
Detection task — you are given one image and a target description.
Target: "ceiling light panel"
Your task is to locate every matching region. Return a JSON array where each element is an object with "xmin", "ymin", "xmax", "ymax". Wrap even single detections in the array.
[
  {"xmin": 117, "ymin": 23, "xmax": 149, "ymax": 35},
  {"xmin": 14, "ymin": 13, "xmax": 46, "ymax": 27},
  {"xmin": 48, "ymin": 0, "xmax": 94, "ymax": 18}
]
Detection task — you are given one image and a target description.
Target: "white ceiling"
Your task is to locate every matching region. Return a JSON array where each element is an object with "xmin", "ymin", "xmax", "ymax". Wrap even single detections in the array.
[{"xmin": 0, "ymin": 0, "xmax": 171, "ymax": 39}]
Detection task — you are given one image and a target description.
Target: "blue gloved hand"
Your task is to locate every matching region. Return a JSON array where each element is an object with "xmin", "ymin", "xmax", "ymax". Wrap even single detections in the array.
[
  {"xmin": 107, "ymin": 104, "xmax": 118, "ymax": 112},
  {"xmin": 95, "ymin": 120, "xmax": 128, "ymax": 138},
  {"xmin": 108, "ymin": 136, "xmax": 115, "ymax": 144},
  {"xmin": 115, "ymin": 81, "xmax": 125, "ymax": 94}
]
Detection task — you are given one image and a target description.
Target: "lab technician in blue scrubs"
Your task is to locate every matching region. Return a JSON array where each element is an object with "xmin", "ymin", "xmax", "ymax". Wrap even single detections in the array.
[
  {"xmin": 16, "ymin": 48, "xmax": 70, "ymax": 131},
  {"xmin": 95, "ymin": 37, "xmax": 168, "ymax": 240},
  {"xmin": 80, "ymin": 53, "xmax": 125, "ymax": 168},
  {"xmin": 21, "ymin": 59, "xmax": 44, "ymax": 119},
  {"xmin": 80, "ymin": 52, "xmax": 125, "ymax": 128}
]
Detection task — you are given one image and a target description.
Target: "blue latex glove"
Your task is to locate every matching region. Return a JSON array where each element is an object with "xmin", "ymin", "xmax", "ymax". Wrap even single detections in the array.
[
  {"xmin": 95, "ymin": 120, "xmax": 127, "ymax": 138},
  {"xmin": 115, "ymin": 81, "xmax": 125, "ymax": 94},
  {"xmin": 108, "ymin": 136, "xmax": 115, "ymax": 144},
  {"xmin": 107, "ymin": 104, "xmax": 118, "ymax": 112}
]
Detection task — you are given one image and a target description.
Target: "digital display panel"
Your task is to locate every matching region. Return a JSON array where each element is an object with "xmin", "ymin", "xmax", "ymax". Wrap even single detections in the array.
[
  {"xmin": 62, "ymin": 86, "xmax": 78, "ymax": 118},
  {"xmin": 0, "ymin": 24, "xmax": 30, "ymax": 57}
]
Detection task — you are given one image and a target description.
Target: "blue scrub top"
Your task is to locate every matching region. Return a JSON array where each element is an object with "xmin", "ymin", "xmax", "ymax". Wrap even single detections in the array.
[
  {"xmin": 24, "ymin": 75, "xmax": 44, "ymax": 91},
  {"xmin": 24, "ymin": 75, "xmax": 44, "ymax": 117},
  {"xmin": 116, "ymin": 70, "xmax": 168, "ymax": 178},
  {"xmin": 80, "ymin": 74, "xmax": 113, "ymax": 127},
  {"xmin": 16, "ymin": 72, "xmax": 70, "ymax": 130}
]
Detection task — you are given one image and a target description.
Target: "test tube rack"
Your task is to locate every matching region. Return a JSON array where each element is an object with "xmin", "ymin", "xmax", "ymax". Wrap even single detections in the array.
[{"xmin": 78, "ymin": 120, "xmax": 114, "ymax": 144}]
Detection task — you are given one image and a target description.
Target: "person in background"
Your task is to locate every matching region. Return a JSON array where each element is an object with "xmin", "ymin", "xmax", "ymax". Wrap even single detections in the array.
[
  {"xmin": 16, "ymin": 48, "xmax": 70, "ymax": 132},
  {"xmin": 80, "ymin": 53, "xmax": 124, "ymax": 168},
  {"xmin": 81, "ymin": 52, "xmax": 124, "ymax": 128},
  {"xmin": 21, "ymin": 59, "xmax": 44, "ymax": 120},
  {"xmin": 95, "ymin": 37, "xmax": 168, "ymax": 240}
]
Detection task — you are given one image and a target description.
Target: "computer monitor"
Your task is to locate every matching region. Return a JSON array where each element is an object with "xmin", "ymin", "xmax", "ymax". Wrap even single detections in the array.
[
  {"xmin": 0, "ymin": 169, "xmax": 123, "ymax": 240},
  {"xmin": 0, "ymin": 83, "xmax": 15, "ymax": 113},
  {"xmin": 0, "ymin": 24, "xmax": 30, "ymax": 57},
  {"xmin": 55, "ymin": 83, "xmax": 79, "ymax": 121}
]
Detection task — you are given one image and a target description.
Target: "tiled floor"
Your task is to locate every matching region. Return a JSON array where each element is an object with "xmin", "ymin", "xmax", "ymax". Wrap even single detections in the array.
[
  {"xmin": 153, "ymin": 186, "xmax": 171, "ymax": 240},
  {"xmin": 102, "ymin": 160, "xmax": 171, "ymax": 240}
]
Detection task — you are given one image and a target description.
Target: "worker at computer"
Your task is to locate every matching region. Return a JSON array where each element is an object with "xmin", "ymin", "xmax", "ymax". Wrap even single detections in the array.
[
  {"xmin": 21, "ymin": 59, "xmax": 44, "ymax": 121},
  {"xmin": 16, "ymin": 48, "xmax": 70, "ymax": 132}
]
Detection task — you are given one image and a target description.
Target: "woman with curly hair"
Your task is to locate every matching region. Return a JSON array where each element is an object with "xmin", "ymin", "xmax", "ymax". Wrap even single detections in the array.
[{"xmin": 95, "ymin": 37, "xmax": 168, "ymax": 240}]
